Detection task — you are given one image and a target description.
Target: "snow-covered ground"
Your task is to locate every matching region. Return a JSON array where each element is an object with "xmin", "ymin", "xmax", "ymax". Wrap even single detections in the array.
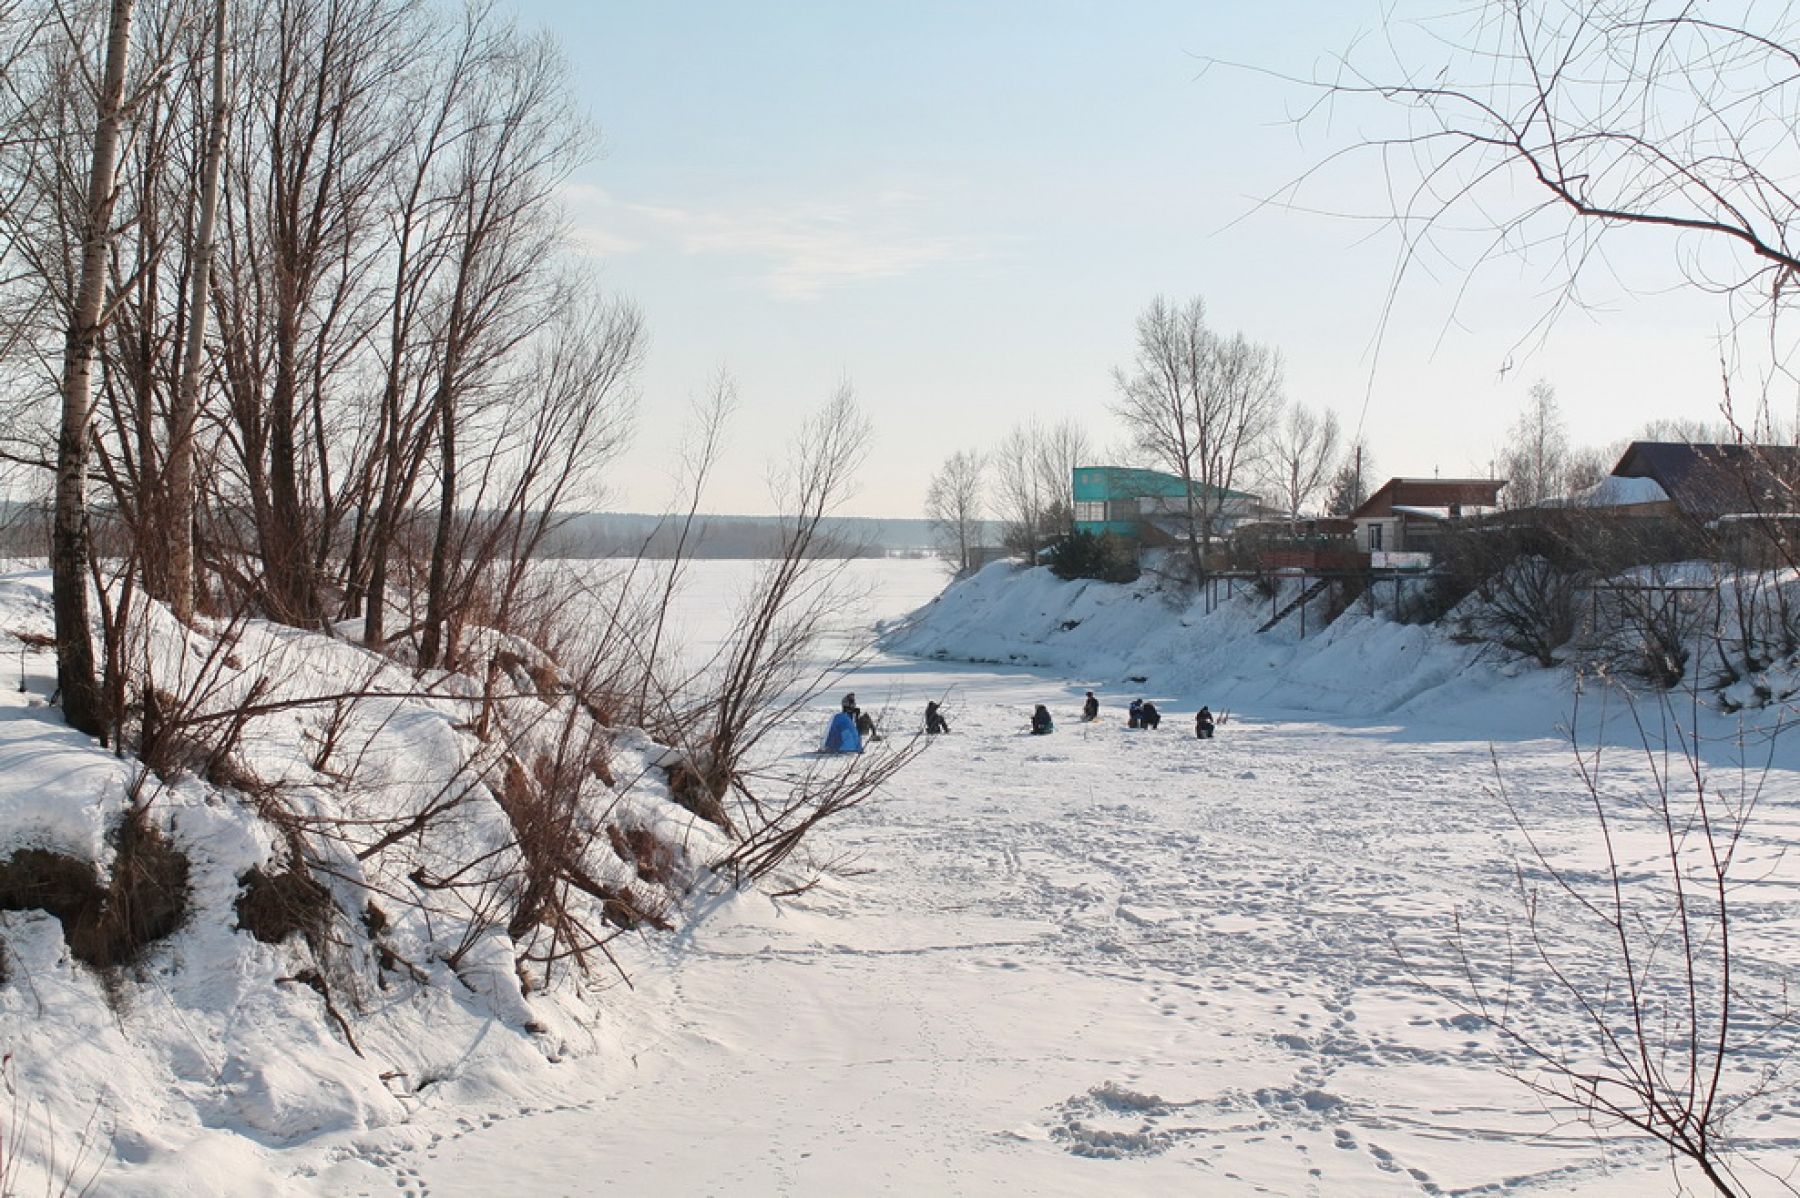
[
  {"xmin": 312, "ymin": 559, "xmax": 1798, "ymax": 1196},
  {"xmin": 5, "ymin": 558, "xmax": 1799, "ymax": 1195}
]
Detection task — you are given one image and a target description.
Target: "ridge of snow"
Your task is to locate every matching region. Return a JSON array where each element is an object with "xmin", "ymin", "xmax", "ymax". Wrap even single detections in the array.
[{"xmin": 0, "ymin": 568, "xmax": 718, "ymax": 1197}]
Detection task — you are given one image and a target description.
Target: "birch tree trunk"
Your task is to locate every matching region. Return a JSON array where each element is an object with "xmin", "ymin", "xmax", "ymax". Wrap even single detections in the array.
[{"xmin": 53, "ymin": 0, "xmax": 135, "ymax": 736}]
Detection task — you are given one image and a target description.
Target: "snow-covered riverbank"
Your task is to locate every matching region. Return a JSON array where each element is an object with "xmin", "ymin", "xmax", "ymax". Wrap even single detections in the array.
[
  {"xmin": 319, "ymin": 561, "xmax": 1800, "ymax": 1195},
  {"xmin": 5, "ymin": 559, "xmax": 1798, "ymax": 1195}
]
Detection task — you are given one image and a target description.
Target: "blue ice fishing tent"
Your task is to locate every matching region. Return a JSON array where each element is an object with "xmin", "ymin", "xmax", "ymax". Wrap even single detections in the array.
[{"xmin": 823, "ymin": 710, "xmax": 862, "ymax": 754}]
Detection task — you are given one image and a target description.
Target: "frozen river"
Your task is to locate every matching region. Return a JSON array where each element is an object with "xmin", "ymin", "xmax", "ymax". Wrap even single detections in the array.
[{"xmin": 318, "ymin": 559, "xmax": 1800, "ymax": 1197}]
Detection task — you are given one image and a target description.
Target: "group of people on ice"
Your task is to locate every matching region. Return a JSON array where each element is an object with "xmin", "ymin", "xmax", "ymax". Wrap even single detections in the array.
[
  {"xmin": 823, "ymin": 690, "xmax": 1218, "ymax": 751},
  {"xmin": 1099, "ymin": 693, "xmax": 1214, "ymax": 738}
]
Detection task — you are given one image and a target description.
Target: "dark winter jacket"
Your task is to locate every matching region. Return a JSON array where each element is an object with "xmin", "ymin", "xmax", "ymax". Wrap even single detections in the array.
[{"xmin": 925, "ymin": 702, "xmax": 949, "ymax": 734}]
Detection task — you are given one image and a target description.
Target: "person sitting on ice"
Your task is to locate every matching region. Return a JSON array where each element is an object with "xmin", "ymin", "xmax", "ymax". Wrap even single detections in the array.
[
  {"xmin": 856, "ymin": 708, "xmax": 881, "ymax": 742},
  {"xmin": 1127, "ymin": 698, "xmax": 1144, "ymax": 729},
  {"xmin": 1195, "ymin": 706, "xmax": 1215, "ymax": 739},
  {"xmin": 1081, "ymin": 691, "xmax": 1099, "ymax": 722},
  {"xmin": 925, "ymin": 701, "xmax": 950, "ymax": 735},
  {"xmin": 1140, "ymin": 701, "xmax": 1162, "ymax": 730},
  {"xmin": 823, "ymin": 709, "xmax": 862, "ymax": 753},
  {"xmin": 1030, "ymin": 704, "xmax": 1055, "ymax": 735}
]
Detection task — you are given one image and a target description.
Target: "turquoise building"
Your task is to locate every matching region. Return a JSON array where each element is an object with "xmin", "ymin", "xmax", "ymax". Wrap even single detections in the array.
[{"xmin": 1071, "ymin": 466, "xmax": 1259, "ymax": 540}]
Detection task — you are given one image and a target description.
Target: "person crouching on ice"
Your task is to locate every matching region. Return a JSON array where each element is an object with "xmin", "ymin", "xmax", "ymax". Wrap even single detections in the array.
[
  {"xmin": 1030, "ymin": 704, "xmax": 1055, "ymax": 735},
  {"xmin": 925, "ymin": 701, "xmax": 949, "ymax": 735},
  {"xmin": 1140, "ymin": 701, "xmax": 1161, "ymax": 730},
  {"xmin": 1127, "ymin": 698, "xmax": 1143, "ymax": 728},
  {"xmin": 1081, "ymin": 691, "xmax": 1099, "ymax": 722},
  {"xmin": 1195, "ymin": 706, "xmax": 1215, "ymax": 739},
  {"xmin": 823, "ymin": 708, "xmax": 862, "ymax": 753}
]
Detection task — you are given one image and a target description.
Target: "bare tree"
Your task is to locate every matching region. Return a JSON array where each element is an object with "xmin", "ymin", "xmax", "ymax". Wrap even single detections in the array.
[
  {"xmin": 684, "ymin": 383, "xmax": 872, "ymax": 808},
  {"xmin": 210, "ymin": 0, "xmax": 413, "ymax": 626},
  {"xmin": 1263, "ymin": 402, "xmax": 1341, "ymax": 528},
  {"xmin": 1113, "ymin": 296, "xmax": 1207, "ymax": 581},
  {"xmin": 1325, "ymin": 439, "xmax": 1375, "ymax": 516},
  {"xmin": 991, "ymin": 422, "xmax": 1048, "ymax": 557},
  {"xmin": 1501, "ymin": 380, "xmax": 1569, "ymax": 509},
  {"xmin": 1033, "ymin": 417, "xmax": 1091, "ymax": 539},
  {"xmin": 416, "ymin": 24, "xmax": 584, "ymax": 670},
  {"xmin": 164, "ymin": 0, "xmax": 228, "ymax": 623},
  {"xmin": 1565, "ymin": 441, "xmax": 1622, "ymax": 497},
  {"xmin": 346, "ymin": 4, "xmax": 510, "ymax": 644},
  {"xmin": 51, "ymin": 0, "xmax": 135, "ymax": 736},
  {"xmin": 1298, "ymin": 3, "xmax": 1800, "ymax": 372},
  {"xmin": 1461, "ymin": 690, "xmax": 1793, "ymax": 1198},
  {"xmin": 1297, "ymin": 13, "xmax": 1800, "ymax": 1182},
  {"xmin": 628, "ymin": 368, "xmax": 735, "ymax": 719},
  {"xmin": 1114, "ymin": 296, "xmax": 1283, "ymax": 580},
  {"xmin": 924, "ymin": 448, "xmax": 985, "ymax": 574}
]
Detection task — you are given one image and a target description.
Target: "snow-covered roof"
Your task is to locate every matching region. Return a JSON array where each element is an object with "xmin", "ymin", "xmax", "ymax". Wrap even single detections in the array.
[{"xmin": 1565, "ymin": 474, "xmax": 1670, "ymax": 508}]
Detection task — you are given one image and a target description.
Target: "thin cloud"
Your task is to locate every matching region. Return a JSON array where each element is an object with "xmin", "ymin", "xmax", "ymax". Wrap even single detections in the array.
[{"xmin": 561, "ymin": 184, "xmax": 981, "ymax": 298}]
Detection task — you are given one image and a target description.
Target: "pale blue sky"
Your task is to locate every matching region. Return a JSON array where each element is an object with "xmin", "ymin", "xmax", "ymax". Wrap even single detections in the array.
[{"xmin": 504, "ymin": 0, "xmax": 1741, "ymax": 517}]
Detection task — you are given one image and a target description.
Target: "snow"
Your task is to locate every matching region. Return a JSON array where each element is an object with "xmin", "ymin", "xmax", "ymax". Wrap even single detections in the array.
[
  {"xmin": 4, "ymin": 557, "xmax": 1799, "ymax": 1195},
  {"xmin": 1561, "ymin": 475, "xmax": 1670, "ymax": 508}
]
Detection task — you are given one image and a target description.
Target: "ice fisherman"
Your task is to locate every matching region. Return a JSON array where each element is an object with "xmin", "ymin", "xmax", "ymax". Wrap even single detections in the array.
[
  {"xmin": 1140, "ymin": 701, "xmax": 1162, "ymax": 730},
  {"xmin": 1127, "ymin": 698, "xmax": 1144, "ymax": 729},
  {"xmin": 925, "ymin": 701, "xmax": 950, "ymax": 735},
  {"xmin": 1030, "ymin": 705, "xmax": 1055, "ymax": 735},
  {"xmin": 823, "ymin": 708, "xmax": 862, "ymax": 753},
  {"xmin": 1081, "ymin": 691, "xmax": 1099, "ymax": 722},
  {"xmin": 1195, "ymin": 706, "xmax": 1215, "ymax": 739},
  {"xmin": 840, "ymin": 691, "xmax": 878, "ymax": 741}
]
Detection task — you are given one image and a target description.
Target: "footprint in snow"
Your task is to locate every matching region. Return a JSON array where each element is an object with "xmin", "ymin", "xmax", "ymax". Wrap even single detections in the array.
[{"xmin": 1047, "ymin": 1082, "xmax": 1195, "ymax": 1160}]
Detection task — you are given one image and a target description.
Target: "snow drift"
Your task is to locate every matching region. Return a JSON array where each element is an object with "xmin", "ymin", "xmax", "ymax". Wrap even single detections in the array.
[{"xmin": 0, "ymin": 569, "xmax": 719, "ymax": 1197}]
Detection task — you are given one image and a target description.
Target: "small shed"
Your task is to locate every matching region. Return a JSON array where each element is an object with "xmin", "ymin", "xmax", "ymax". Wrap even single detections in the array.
[{"xmin": 1349, "ymin": 478, "xmax": 1506, "ymax": 555}]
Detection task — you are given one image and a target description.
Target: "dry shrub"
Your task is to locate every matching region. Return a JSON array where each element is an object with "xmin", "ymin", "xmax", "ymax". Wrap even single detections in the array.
[
  {"xmin": 486, "ymin": 743, "xmax": 667, "ymax": 972},
  {"xmin": 0, "ymin": 808, "xmax": 190, "ymax": 971},
  {"xmin": 235, "ymin": 866, "xmax": 333, "ymax": 949},
  {"xmin": 0, "ymin": 851, "xmax": 103, "ymax": 946},
  {"xmin": 597, "ymin": 882, "xmax": 670, "ymax": 932},
  {"xmin": 664, "ymin": 759, "xmax": 732, "ymax": 832},
  {"xmin": 606, "ymin": 823, "xmax": 677, "ymax": 887}
]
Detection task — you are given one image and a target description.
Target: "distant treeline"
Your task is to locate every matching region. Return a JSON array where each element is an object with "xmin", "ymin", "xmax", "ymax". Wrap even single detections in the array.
[
  {"xmin": 0, "ymin": 503, "xmax": 935, "ymax": 561},
  {"xmin": 540, "ymin": 512, "xmax": 936, "ymax": 559}
]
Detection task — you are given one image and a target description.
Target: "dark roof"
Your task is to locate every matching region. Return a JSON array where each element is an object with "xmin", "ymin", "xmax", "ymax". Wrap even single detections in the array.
[
  {"xmin": 1610, "ymin": 442, "xmax": 1800, "ymax": 520},
  {"xmin": 1350, "ymin": 478, "xmax": 1506, "ymax": 519}
]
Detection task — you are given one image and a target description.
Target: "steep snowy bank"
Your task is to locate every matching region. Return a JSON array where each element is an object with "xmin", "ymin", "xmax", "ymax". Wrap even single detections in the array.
[
  {"xmin": 882, "ymin": 561, "xmax": 1562, "ymax": 733},
  {"xmin": 0, "ymin": 568, "xmax": 715, "ymax": 1197}
]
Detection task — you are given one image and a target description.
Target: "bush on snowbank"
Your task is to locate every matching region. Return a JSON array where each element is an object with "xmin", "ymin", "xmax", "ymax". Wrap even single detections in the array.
[
  {"xmin": 0, "ymin": 806, "xmax": 189, "ymax": 974},
  {"xmin": 0, "ymin": 569, "xmax": 720, "ymax": 1191}
]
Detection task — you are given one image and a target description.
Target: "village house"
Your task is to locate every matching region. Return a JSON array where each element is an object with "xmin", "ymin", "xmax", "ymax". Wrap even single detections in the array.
[
  {"xmin": 1348, "ymin": 477, "xmax": 1507, "ymax": 563},
  {"xmin": 1600, "ymin": 441, "xmax": 1800, "ymax": 522}
]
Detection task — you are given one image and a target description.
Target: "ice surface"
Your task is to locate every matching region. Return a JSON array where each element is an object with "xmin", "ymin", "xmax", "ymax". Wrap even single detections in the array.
[{"xmin": 2, "ymin": 558, "xmax": 1796, "ymax": 1196}]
